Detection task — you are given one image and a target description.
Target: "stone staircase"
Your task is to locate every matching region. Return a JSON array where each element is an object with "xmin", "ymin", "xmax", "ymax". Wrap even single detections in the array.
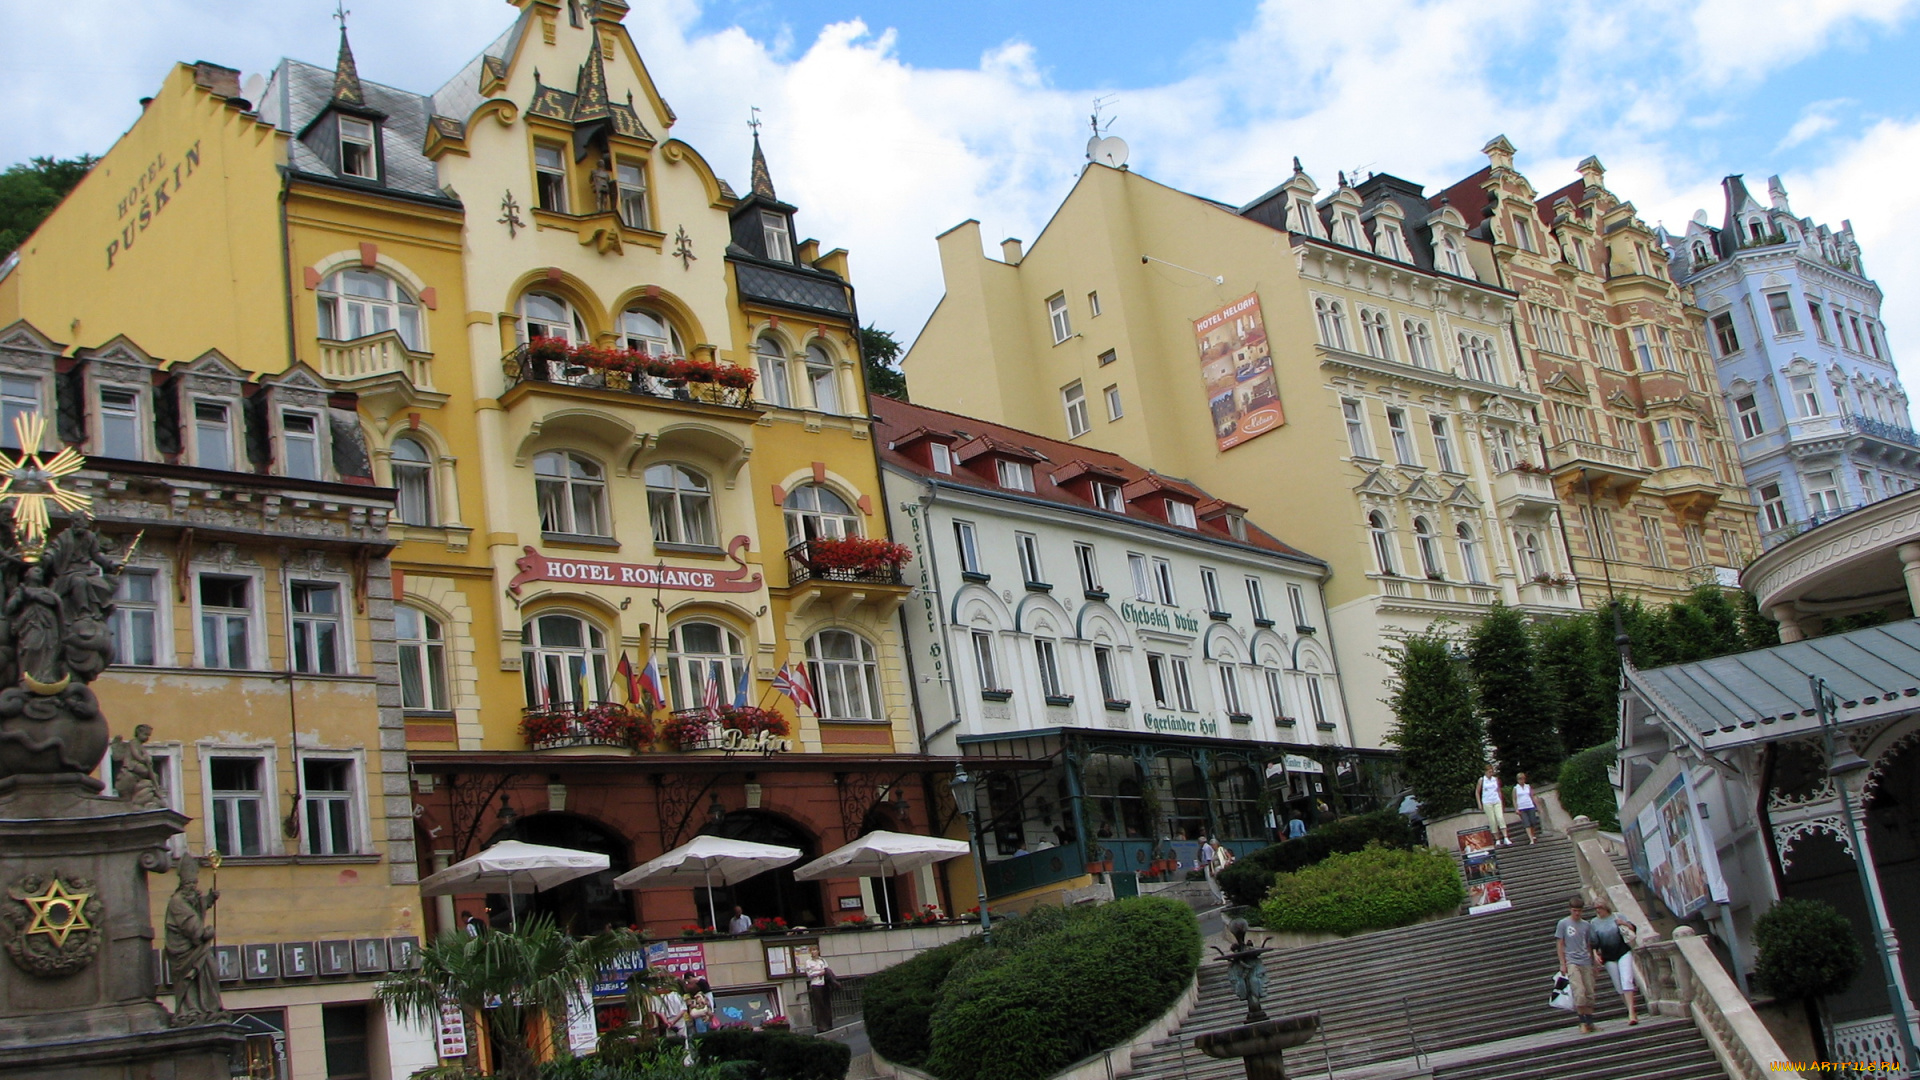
[{"xmin": 1121, "ymin": 834, "xmax": 1733, "ymax": 1080}]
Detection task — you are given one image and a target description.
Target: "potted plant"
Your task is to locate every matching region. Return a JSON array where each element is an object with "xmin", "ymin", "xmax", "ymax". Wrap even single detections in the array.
[
  {"xmin": 906, "ymin": 904, "xmax": 945, "ymax": 926},
  {"xmin": 661, "ymin": 711, "xmax": 713, "ymax": 751},
  {"xmin": 680, "ymin": 924, "xmax": 720, "ymax": 939},
  {"xmin": 799, "ymin": 536, "xmax": 914, "ymax": 575},
  {"xmin": 714, "ymin": 365, "xmax": 758, "ymax": 390},
  {"xmin": 718, "ymin": 705, "xmax": 790, "ymax": 740},
  {"xmin": 841, "ymin": 914, "xmax": 874, "ymax": 931},
  {"xmin": 750, "ymin": 916, "xmax": 789, "ymax": 935}
]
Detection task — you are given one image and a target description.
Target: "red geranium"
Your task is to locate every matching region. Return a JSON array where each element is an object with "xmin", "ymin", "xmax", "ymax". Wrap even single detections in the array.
[
  {"xmin": 719, "ymin": 705, "xmax": 789, "ymax": 739},
  {"xmin": 800, "ymin": 537, "xmax": 913, "ymax": 572},
  {"xmin": 661, "ymin": 711, "xmax": 714, "ymax": 751}
]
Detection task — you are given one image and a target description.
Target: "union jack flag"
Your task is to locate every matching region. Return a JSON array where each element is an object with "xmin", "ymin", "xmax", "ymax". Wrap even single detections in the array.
[{"xmin": 773, "ymin": 662, "xmax": 817, "ymax": 713}]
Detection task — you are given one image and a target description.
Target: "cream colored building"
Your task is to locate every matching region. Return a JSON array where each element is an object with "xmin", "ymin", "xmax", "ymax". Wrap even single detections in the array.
[{"xmin": 904, "ymin": 162, "xmax": 1581, "ymax": 749}]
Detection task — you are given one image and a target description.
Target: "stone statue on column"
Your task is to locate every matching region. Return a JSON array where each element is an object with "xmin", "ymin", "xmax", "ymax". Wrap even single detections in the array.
[{"xmin": 164, "ymin": 858, "xmax": 226, "ymax": 1027}]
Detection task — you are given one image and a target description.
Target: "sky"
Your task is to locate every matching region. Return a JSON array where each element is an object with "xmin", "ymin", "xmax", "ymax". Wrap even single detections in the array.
[{"xmin": 6, "ymin": 0, "xmax": 1920, "ymax": 384}]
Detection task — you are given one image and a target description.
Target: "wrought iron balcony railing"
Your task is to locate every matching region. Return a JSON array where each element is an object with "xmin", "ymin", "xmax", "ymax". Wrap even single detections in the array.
[
  {"xmin": 502, "ymin": 344, "xmax": 756, "ymax": 410},
  {"xmin": 786, "ymin": 540, "xmax": 908, "ymax": 587}
]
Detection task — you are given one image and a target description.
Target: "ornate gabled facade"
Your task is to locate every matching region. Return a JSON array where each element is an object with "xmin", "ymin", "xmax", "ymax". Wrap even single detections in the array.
[
  {"xmin": 904, "ymin": 159, "xmax": 1574, "ymax": 751},
  {"xmin": 1433, "ymin": 139, "xmax": 1760, "ymax": 603},
  {"xmin": 1667, "ymin": 174, "xmax": 1916, "ymax": 549}
]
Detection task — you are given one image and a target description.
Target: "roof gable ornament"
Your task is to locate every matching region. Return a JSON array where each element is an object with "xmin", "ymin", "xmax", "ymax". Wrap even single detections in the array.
[
  {"xmin": 1353, "ymin": 468, "xmax": 1402, "ymax": 498},
  {"xmin": 330, "ymin": 4, "xmax": 366, "ymax": 107},
  {"xmin": 749, "ymin": 109, "xmax": 776, "ymax": 200}
]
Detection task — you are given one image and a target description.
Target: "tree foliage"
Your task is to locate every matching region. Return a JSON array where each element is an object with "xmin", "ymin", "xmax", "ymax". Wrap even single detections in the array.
[
  {"xmin": 0, "ymin": 155, "xmax": 95, "ymax": 257},
  {"xmin": 1386, "ymin": 630, "xmax": 1485, "ymax": 817},
  {"xmin": 1258, "ymin": 844, "xmax": 1465, "ymax": 936},
  {"xmin": 1753, "ymin": 897, "xmax": 1862, "ymax": 1001},
  {"xmin": 1469, "ymin": 604, "xmax": 1561, "ymax": 783},
  {"xmin": 1557, "ymin": 741, "xmax": 1620, "ymax": 830},
  {"xmin": 859, "ymin": 325, "xmax": 909, "ymax": 402},
  {"xmin": 1531, "ymin": 615, "xmax": 1612, "ymax": 756}
]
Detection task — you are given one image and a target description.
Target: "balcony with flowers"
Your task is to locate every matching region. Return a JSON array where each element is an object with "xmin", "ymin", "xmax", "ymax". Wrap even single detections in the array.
[
  {"xmin": 1491, "ymin": 461, "xmax": 1557, "ymax": 519},
  {"xmin": 662, "ymin": 706, "xmax": 794, "ymax": 754},
  {"xmin": 520, "ymin": 701, "xmax": 653, "ymax": 753},
  {"xmin": 502, "ymin": 340, "xmax": 760, "ymax": 411},
  {"xmin": 784, "ymin": 536, "xmax": 913, "ymax": 618}
]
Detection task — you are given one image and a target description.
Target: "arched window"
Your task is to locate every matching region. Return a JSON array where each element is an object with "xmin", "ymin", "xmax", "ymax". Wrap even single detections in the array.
[
  {"xmin": 645, "ymin": 464, "xmax": 715, "ymax": 546},
  {"xmin": 522, "ymin": 612, "xmax": 609, "ymax": 710},
  {"xmin": 1361, "ymin": 309, "xmax": 1393, "ymax": 360},
  {"xmin": 396, "ymin": 604, "xmax": 448, "ymax": 711},
  {"xmin": 666, "ymin": 622, "xmax": 746, "ymax": 711},
  {"xmin": 1456, "ymin": 523, "xmax": 1485, "ymax": 584},
  {"xmin": 1403, "ymin": 319, "xmax": 1435, "ymax": 368},
  {"xmin": 318, "ymin": 269, "xmax": 422, "ymax": 350},
  {"xmin": 1441, "ymin": 236, "xmax": 1466, "ymax": 276},
  {"xmin": 804, "ymin": 344, "xmax": 841, "ymax": 413},
  {"xmin": 757, "ymin": 336, "xmax": 792, "ymax": 408},
  {"xmin": 1368, "ymin": 512, "xmax": 1396, "ymax": 576},
  {"xmin": 1315, "ymin": 298, "xmax": 1349, "ymax": 350},
  {"xmin": 519, "ymin": 292, "xmax": 585, "ymax": 343},
  {"xmin": 1518, "ymin": 530, "xmax": 1546, "ymax": 578},
  {"xmin": 534, "ymin": 451, "xmax": 608, "ymax": 537},
  {"xmin": 391, "ymin": 436, "xmax": 434, "ymax": 526},
  {"xmin": 621, "ymin": 307, "xmax": 683, "ymax": 357},
  {"xmin": 1458, "ymin": 333, "xmax": 1499, "ymax": 384},
  {"xmin": 784, "ymin": 485, "xmax": 860, "ymax": 545},
  {"xmin": 806, "ymin": 630, "xmax": 883, "ymax": 721},
  {"xmin": 1413, "ymin": 517, "xmax": 1443, "ymax": 579}
]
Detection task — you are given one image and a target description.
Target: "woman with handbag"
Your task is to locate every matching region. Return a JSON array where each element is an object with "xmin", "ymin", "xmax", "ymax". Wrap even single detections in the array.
[{"xmin": 1589, "ymin": 899, "xmax": 1640, "ymax": 1025}]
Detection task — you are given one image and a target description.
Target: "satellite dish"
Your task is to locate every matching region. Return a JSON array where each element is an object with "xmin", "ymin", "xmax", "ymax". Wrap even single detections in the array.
[
  {"xmin": 1091, "ymin": 136, "xmax": 1130, "ymax": 169},
  {"xmin": 1691, "ymin": 209, "xmax": 1710, "ymax": 226},
  {"xmin": 242, "ymin": 73, "xmax": 265, "ymax": 107}
]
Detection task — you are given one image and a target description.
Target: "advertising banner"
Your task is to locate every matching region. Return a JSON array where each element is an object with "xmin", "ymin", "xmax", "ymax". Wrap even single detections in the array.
[
  {"xmin": 436, "ymin": 1001, "xmax": 468, "ymax": 1059},
  {"xmin": 1457, "ymin": 826, "xmax": 1511, "ymax": 914},
  {"xmin": 1626, "ymin": 771, "xmax": 1729, "ymax": 919},
  {"xmin": 1193, "ymin": 293, "xmax": 1284, "ymax": 451}
]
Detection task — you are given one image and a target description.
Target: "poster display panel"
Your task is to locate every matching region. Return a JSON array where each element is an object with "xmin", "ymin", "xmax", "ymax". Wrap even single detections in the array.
[{"xmin": 1193, "ymin": 294, "xmax": 1284, "ymax": 451}]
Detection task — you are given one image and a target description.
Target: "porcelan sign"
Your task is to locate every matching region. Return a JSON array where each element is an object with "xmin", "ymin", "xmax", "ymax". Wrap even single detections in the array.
[{"xmin": 509, "ymin": 536, "xmax": 764, "ymax": 595}]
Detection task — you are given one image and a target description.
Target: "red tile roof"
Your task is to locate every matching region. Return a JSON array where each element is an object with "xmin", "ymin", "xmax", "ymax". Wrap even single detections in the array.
[{"xmin": 871, "ymin": 395, "xmax": 1323, "ymax": 566}]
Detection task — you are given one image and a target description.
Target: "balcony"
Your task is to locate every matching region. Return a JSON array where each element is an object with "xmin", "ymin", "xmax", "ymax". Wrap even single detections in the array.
[
  {"xmin": 318, "ymin": 331, "xmax": 445, "ymax": 410},
  {"xmin": 1846, "ymin": 413, "xmax": 1920, "ymax": 448},
  {"xmin": 1520, "ymin": 579, "xmax": 1582, "ymax": 609},
  {"xmin": 520, "ymin": 701, "xmax": 646, "ymax": 754},
  {"xmin": 1491, "ymin": 467, "xmax": 1558, "ymax": 518},
  {"xmin": 502, "ymin": 343, "xmax": 757, "ymax": 410},
  {"xmin": 1548, "ymin": 438, "xmax": 1649, "ymax": 502},
  {"xmin": 1646, "ymin": 462, "xmax": 1722, "ymax": 519},
  {"xmin": 784, "ymin": 538, "xmax": 913, "ymax": 618},
  {"xmin": 662, "ymin": 707, "xmax": 794, "ymax": 755}
]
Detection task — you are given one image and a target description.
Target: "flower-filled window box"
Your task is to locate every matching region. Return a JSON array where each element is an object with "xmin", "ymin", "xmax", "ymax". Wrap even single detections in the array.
[
  {"xmin": 521, "ymin": 701, "xmax": 652, "ymax": 750},
  {"xmin": 1044, "ymin": 694, "xmax": 1075, "ymax": 708},
  {"xmin": 1103, "ymin": 698, "xmax": 1131, "ymax": 712},
  {"xmin": 791, "ymin": 536, "xmax": 913, "ymax": 586},
  {"xmin": 981, "ymin": 689, "xmax": 1014, "ymax": 702}
]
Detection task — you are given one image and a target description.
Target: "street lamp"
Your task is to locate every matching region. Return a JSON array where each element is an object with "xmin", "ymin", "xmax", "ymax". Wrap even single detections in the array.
[
  {"xmin": 948, "ymin": 764, "xmax": 990, "ymax": 943},
  {"xmin": 1813, "ymin": 674, "xmax": 1920, "ymax": 1071}
]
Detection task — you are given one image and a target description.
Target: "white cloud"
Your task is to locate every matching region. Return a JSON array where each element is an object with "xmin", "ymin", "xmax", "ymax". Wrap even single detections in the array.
[
  {"xmin": 1775, "ymin": 98, "xmax": 1853, "ymax": 152},
  {"xmin": 1689, "ymin": 0, "xmax": 1920, "ymax": 83}
]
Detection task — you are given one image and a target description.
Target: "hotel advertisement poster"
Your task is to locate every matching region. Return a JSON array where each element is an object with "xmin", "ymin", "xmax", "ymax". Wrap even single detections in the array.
[
  {"xmin": 1193, "ymin": 293, "xmax": 1284, "ymax": 451},
  {"xmin": 1456, "ymin": 826, "xmax": 1511, "ymax": 914},
  {"xmin": 1625, "ymin": 771, "xmax": 1729, "ymax": 919}
]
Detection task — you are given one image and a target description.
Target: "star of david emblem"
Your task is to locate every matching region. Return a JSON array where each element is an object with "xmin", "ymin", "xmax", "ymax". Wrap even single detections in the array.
[
  {"xmin": 0, "ymin": 412, "xmax": 90, "ymax": 558},
  {"xmin": 20, "ymin": 877, "xmax": 93, "ymax": 948}
]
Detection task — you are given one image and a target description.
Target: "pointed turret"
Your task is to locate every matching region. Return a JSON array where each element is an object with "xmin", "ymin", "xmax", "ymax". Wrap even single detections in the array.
[
  {"xmin": 571, "ymin": 34, "xmax": 611, "ymax": 123},
  {"xmin": 331, "ymin": 28, "xmax": 365, "ymax": 106},
  {"xmin": 750, "ymin": 133, "xmax": 777, "ymax": 200}
]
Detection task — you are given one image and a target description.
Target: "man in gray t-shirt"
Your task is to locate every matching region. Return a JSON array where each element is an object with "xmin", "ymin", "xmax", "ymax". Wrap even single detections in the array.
[{"xmin": 1554, "ymin": 896, "xmax": 1600, "ymax": 1032}]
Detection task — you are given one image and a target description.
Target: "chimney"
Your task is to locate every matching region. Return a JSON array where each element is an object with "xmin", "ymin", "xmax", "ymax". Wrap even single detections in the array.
[{"xmin": 1001, "ymin": 238, "xmax": 1024, "ymax": 264}]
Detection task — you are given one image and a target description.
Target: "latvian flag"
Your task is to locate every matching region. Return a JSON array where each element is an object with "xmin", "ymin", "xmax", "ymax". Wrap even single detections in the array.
[{"xmin": 773, "ymin": 662, "xmax": 817, "ymax": 714}]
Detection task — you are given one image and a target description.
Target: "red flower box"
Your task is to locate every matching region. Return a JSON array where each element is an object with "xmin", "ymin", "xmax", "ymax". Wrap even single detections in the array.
[{"xmin": 800, "ymin": 537, "xmax": 913, "ymax": 573}]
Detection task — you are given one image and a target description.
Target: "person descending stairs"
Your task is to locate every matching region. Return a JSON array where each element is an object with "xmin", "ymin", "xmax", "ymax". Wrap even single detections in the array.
[{"xmin": 1120, "ymin": 832, "xmax": 1733, "ymax": 1080}]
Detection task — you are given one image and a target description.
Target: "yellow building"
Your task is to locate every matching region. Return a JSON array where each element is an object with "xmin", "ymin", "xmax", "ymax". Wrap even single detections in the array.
[
  {"xmin": 904, "ymin": 162, "xmax": 1585, "ymax": 749},
  {"xmin": 1434, "ymin": 139, "xmax": 1760, "ymax": 600},
  {"xmin": 0, "ymin": 0, "xmax": 945, "ymax": 1050}
]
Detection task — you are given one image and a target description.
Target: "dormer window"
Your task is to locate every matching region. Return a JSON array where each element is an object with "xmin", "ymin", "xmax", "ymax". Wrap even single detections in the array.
[
  {"xmin": 534, "ymin": 144, "xmax": 568, "ymax": 213},
  {"xmin": 1292, "ymin": 200, "xmax": 1316, "ymax": 234},
  {"xmin": 930, "ymin": 443, "xmax": 953, "ymax": 474},
  {"xmin": 1748, "ymin": 219, "xmax": 1765, "ymax": 244},
  {"xmin": 1091, "ymin": 481, "xmax": 1123, "ymax": 512},
  {"xmin": 98, "ymin": 387, "xmax": 142, "ymax": 459},
  {"xmin": 1165, "ymin": 499, "xmax": 1197, "ymax": 528},
  {"xmin": 1224, "ymin": 513, "xmax": 1248, "ymax": 542},
  {"xmin": 1691, "ymin": 241, "xmax": 1710, "ymax": 267},
  {"xmin": 996, "ymin": 459, "xmax": 1034, "ymax": 492},
  {"xmin": 194, "ymin": 401, "xmax": 234, "ymax": 472},
  {"xmin": 1511, "ymin": 217, "xmax": 1534, "ymax": 252},
  {"xmin": 0, "ymin": 375, "xmax": 39, "ymax": 449},
  {"xmin": 338, "ymin": 117, "xmax": 377, "ymax": 180},
  {"xmin": 282, "ymin": 411, "xmax": 323, "ymax": 481},
  {"xmin": 1441, "ymin": 237, "xmax": 1465, "ymax": 276},
  {"xmin": 1338, "ymin": 214, "xmax": 1362, "ymax": 247},
  {"xmin": 1567, "ymin": 236, "xmax": 1591, "ymax": 272},
  {"xmin": 761, "ymin": 211, "xmax": 792, "ymax": 262}
]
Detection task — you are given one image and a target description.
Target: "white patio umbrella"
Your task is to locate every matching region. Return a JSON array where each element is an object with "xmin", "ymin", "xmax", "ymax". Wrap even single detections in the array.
[
  {"xmin": 416, "ymin": 839, "xmax": 611, "ymax": 929},
  {"xmin": 790, "ymin": 831, "xmax": 971, "ymax": 923},
  {"xmin": 613, "ymin": 835, "xmax": 802, "ymax": 929}
]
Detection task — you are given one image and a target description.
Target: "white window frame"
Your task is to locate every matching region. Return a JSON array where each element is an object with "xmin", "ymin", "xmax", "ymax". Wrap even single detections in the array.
[
  {"xmin": 615, "ymin": 159, "xmax": 649, "ymax": 230},
  {"xmin": 1151, "ymin": 557, "xmax": 1177, "ymax": 605},
  {"xmin": 104, "ymin": 737, "xmax": 184, "ymax": 811},
  {"xmin": 338, "ymin": 117, "xmax": 377, "ymax": 180},
  {"xmin": 533, "ymin": 142, "xmax": 569, "ymax": 213},
  {"xmin": 1735, "ymin": 394, "xmax": 1764, "ymax": 439},
  {"xmin": 199, "ymin": 743, "xmax": 281, "ymax": 858},
  {"xmin": 534, "ymin": 450, "xmax": 610, "ymax": 538},
  {"xmin": 95, "ymin": 383, "xmax": 145, "ymax": 460},
  {"xmin": 1315, "ymin": 298, "xmax": 1349, "ymax": 350},
  {"xmin": 806, "ymin": 630, "xmax": 885, "ymax": 722},
  {"xmin": 287, "ymin": 577, "xmax": 353, "ymax": 676},
  {"xmin": 190, "ymin": 397, "xmax": 238, "ymax": 472},
  {"xmin": 396, "ymin": 604, "xmax": 450, "ymax": 712},
  {"xmin": 1146, "ymin": 652, "xmax": 1169, "ymax": 707},
  {"xmin": 1088, "ymin": 291, "xmax": 1102, "ymax": 317},
  {"xmin": 1034, "ymin": 639, "xmax": 1066, "ymax": 699},
  {"xmin": 193, "ymin": 567, "xmax": 265, "ymax": 671},
  {"xmin": 1169, "ymin": 656, "xmax": 1196, "ymax": 712},
  {"xmin": 761, "ymin": 211, "xmax": 793, "ymax": 263},
  {"xmin": 1264, "ymin": 668, "xmax": 1288, "ymax": 721},
  {"xmin": 1245, "ymin": 577, "xmax": 1270, "ymax": 623},
  {"xmin": 1386, "ymin": 408, "xmax": 1417, "ymax": 466},
  {"xmin": 1807, "ymin": 471, "xmax": 1841, "ymax": 516},
  {"xmin": 1217, "ymin": 663, "xmax": 1245, "ymax": 716},
  {"xmin": 1456, "ymin": 524, "xmax": 1486, "ymax": 584},
  {"xmin": 1369, "ymin": 512, "xmax": 1397, "ymax": 576},
  {"xmin": 1683, "ymin": 523, "xmax": 1708, "ymax": 567},
  {"xmin": 1759, "ymin": 482, "xmax": 1789, "ymax": 532},
  {"xmin": 1094, "ymin": 645, "xmax": 1120, "ymax": 702},
  {"xmin": 1016, "ymin": 532, "xmax": 1045, "ymax": 586},
  {"xmin": 1166, "ymin": 499, "xmax": 1197, "ymax": 529},
  {"xmin": 1201, "ymin": 568, "xmax": 1224, "ymax": 614},
  {"xmin": 1342, "ymin": 399, "xmax": 1373, "ymax": 459},
  {"xmin": 1360, "ymin": 307, "xmax": 1393, "ymax": 360},
  {"xmin": 1129, "ymin": 553, "xmax": 1153, "ymax": 601},
  {"xmin": 1791, "ymin": 375, "xmax": 1822, "ymax": 418},
  {"xmin": 1287, "ymin": 583, "xmax": 1310, "ymax": 629},
  {"xmin": 805, "ymin": 345, "xmax": 842, "ymax": 414},
  {"xmin": 1075, "ymin": 543, "xmax": 1101, "ymax": 594},
  {"xmin": 954, "ymin": 521, "xmax": 983, "ymax": 575},
  {"xmin": 280, "ymin": 408, "xmax": 327, "ymax": 482},
  {"xmin": 299, "ymin": 751, "xmax": 369, "ymax": 857},
  {"xmin": 972, "ymin": 630, "xmax": 1001, "ymax": 692},
  {"xmin": 1641, "ymin": 515, "xmax": 1668, "ymax": 569},
  {"xmin": 996, "ymin": 459, "xmax": 1035, "ymax": 492},
  {"xmin": 1105, "ymin": 384, "xmax": 1123, "ymax": 421},
  {"xmin": 1047, "ymin": 293, "xmax": 1072, "ymax": 344},
  {"xmin": 1767, "ymin": 291, "xmax": 1800, "ymax": 335},
  {"xmin": 1430, "ymin": 416, "xmax": 1457, "ymax": 472},
  {"xmin": 111, "ymin": 564, "xmax": 169, "ymax": 667},
  {"xmin": 1403, "ymin": 318, "xmax": 1436, "ymax": 369},
  {"xmin": 929, "ymin": 443, "xmax": 954, "ymax": 475},
  {"xmin": 389, "ymin": 436, "xmax": 435, "ymax": 526},
  {"xmin": 1092, "ymin": 481, "xmax": 1123, "ymax": 512},
  {"xmin": 1062, "ymin": 382, "xmax": 1090, "ymax": 438}
]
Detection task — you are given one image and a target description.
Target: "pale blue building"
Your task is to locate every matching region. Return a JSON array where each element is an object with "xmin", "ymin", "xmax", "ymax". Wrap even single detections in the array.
[{"xmin": 1668, "ymin": 175, "xmax": 1917, "ymax": 549}]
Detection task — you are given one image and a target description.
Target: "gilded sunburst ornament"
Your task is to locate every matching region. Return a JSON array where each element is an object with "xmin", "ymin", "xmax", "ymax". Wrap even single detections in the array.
[{"xmin": 0, "ymin": 413, "xmax": 90, "ymax": 559}]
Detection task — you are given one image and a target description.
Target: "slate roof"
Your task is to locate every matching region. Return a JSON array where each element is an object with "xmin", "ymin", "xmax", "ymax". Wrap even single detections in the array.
[
  {"xmin": 1629, "ymin": 620, "xmax": 1920, "ymax": 750},
  {"xmin": 431, "ymin": 17, "xmax": 527, "ymax": 127},
  {"xmin": 871, "ymin": 395, "xmax": 1326, "ymax": 569},
  {"xmin": 258, "ymin": 57, "xmax": 453, "ymax": 204}
]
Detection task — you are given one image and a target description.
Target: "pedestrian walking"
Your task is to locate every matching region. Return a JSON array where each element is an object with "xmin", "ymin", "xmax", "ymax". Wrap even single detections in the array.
[
  {"xmin": 1196, "ymin": 835, "xmax": 1216, "ymax": 875},
  {"xmin": 1589, "ymin": 900, "xmax": 1640, "ymax": 1025},
  {"xmin": 1513, "ymin": 772, "xmax": 1541, "ymax": 844},
  {"xmin": 1480, "ymin": 764, "xmax": 1512, "ymax": 846},
  {"xmin": 1554, "ymin": 896, "xmax": 1600, "ymax": 1033},
  {"xmin": 805, "ymin": 951, "xmax": 840, "ymax": 1032}
]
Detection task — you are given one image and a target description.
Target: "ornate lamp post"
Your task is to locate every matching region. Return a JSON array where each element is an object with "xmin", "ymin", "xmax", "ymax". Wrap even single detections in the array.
[
  {"xmin": 947, "ymin": 764, "xmax": 990, "ymax": 943},
  {"xmin": 1813, "ymin": 674, "xmax": 1920, "ymax": 1070}
]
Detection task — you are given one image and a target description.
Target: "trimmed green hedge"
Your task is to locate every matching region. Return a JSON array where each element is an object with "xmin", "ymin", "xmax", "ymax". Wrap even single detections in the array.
[
  {"xmin": 1753, "ymin": 898, "xmax": 1862, "ymax": 1001},
  {"xmin": 1557, "ymin": 742, "xmax": 1620, "ymax": 831},
  {"xmin": 644, "ymin": 1030, "xmax": 848, "ymax": 1080},
  {"xmin": 1258, "ymin": 845, "xmax": 1464, "ymax": 936},
  {"xmin": 860, "ymin": 936, "xmax": 982, "ymax": 1067},
  {"xmin": 1216, "ymin": 809, "xmax": 1424, "ymax": 907}
]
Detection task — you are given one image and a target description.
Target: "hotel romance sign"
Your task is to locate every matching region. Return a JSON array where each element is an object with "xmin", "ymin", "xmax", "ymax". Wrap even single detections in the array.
[{"xmin": 509, "ymin": 535, "xmax": 764, "ymax": 595}]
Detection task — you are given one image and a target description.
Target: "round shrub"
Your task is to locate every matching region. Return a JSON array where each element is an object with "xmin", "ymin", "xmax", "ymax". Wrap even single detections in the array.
[
  {"xmin": 1216, "ymin": 808, "xmax": 1424, "ymax": 907},
  {"xmin": 920, "ymin": 897, "xmax": 1200, "ymax": 1080},
  {"xmin": 1557, "ymin": 742, "xmax": 1620, "ymax": 830},
  {"xmin": 1753, "ymin": 897, "xmax": 1862, "ymax": 1001},
  {"xmin": 861, "ymin": 936, "xmax": 980, "ymax": 1067},
  {"xmin": 1259, "ymin": 844, "xmax": 1464, "ymax": 936}
]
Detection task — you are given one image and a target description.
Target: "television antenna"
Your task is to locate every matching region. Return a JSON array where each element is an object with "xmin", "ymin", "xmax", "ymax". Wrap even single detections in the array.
[{"xmin": 1086, "ymin": 96, "xmax": 1129, "ymax": 168}]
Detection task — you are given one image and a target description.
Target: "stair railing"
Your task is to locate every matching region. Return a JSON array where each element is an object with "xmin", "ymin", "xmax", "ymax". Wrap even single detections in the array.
[{"xmin": 1564, "ymin": 815, "xmax": 1803, "ymax": 1080}]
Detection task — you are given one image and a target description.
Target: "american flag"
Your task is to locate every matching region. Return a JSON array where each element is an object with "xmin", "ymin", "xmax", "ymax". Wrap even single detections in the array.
[
  {"xmin": 773, "ymin": 662, "xmax": 817, "ymax": 713},
  {"xmin": 703, "ymin": 671, "xmax": 722, "ymax": 723}
]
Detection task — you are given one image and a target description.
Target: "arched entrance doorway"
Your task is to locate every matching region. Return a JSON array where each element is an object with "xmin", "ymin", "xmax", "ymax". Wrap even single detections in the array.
[
  {"xmin": 487, "ymin": 812, "xmax": 633, "ymax": 933},
  {"xmin": 699, "ymin": 811, "xmax": 823, "ymax": 929}
]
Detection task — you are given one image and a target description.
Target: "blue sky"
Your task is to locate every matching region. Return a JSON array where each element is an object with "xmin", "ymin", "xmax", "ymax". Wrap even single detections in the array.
[{"xmin": 5, "ymin": 0, "xmax": 1920, "ymax": 384}]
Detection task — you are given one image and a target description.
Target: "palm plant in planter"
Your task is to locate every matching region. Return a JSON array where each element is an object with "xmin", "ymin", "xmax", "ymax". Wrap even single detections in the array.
[{"xmin": 377, "ymin": 917, "xmax": 640, "ymax": 1080}]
